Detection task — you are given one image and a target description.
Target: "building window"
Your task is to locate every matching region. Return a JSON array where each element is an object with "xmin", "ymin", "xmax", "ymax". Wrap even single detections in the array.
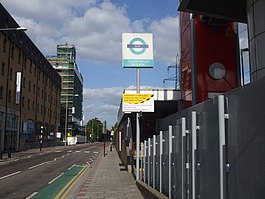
[
  {"xmin": 24, "ymin": 56, "xmax": 27, "ymax": 68},
  {"xmin": 18, "ymin": 50, "xmax": 22, "ymax": 65},
  {"xmin": 1, "ymin": 62, "xmax": 5, "ymax": 76},
  {"xmin": 23, "ymin": 77, "xmax": 26, "ymax": 88},
  {"xmin": 34, "ymin": 66, "xmax": 36, "ymax": 77},
  {"xmin": 8, "ymin": 90, "xmax": 11, "ymax": 102},
  {"xmin": 28, "ymin": 99, "xmax": 30, "ymax": 110},
  {"xmin": 30, "ymin": 60, "xmax": 32, "ymax": 73},
  {"xmin": 11, "ymin": 43, "xmax": 14, "ymax": 58},
  {"xmin": 33, "ymin": 84, "xmax": 35, "ymax": 94},
  {"xmin": 41, "ymin": 105, "xmax": 43, "ymax": 114},
  {"xmin": 9, "ymin": 68, "xmax": 13, "ymax": 80},
  {"xmin": 41, "ymin": 90, "xmax": 43, "ymax": 99},
  {"xmin": 32, "ymin": 101, "xmax": 35, "ymax": 111},
  {"xmin": 29, "ymin": 81, "xmax": 31, "ymax": 92},
  {"xmin": 37, "ymin": 103, "xmax": 39, "ymax": 113},
  {"xmin": 3, "ymin": 37, "xmax": 7, "ymax": 52},
  {"xmin": 0, "ymin": 86, "xmax": 3, "ymax": 99},
  {"xmin": 22, "ymin": 96, "xmax": 24, "ymax": 107}
]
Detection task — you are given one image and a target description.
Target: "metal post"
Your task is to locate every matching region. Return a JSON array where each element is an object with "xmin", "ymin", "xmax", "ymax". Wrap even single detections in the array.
[
  {"xmin": 119, "ymin": 131, "xmax": 122, "ymax": 152},
  {"xmin": 181, "ymin": 117, "xmax": 186, "ymax": 199},
  {"xmin": 191, "ymin": 14, "xmax": 197, "ymax": 106},
  {"xmin": 169, "ymin": 125, "xmax": 173, "ymax": 199},
  {"xmin": 192, "ymin": 111, "xmax": 197, "ymax": 199},
  {"xmin": 136, "ymin": 68, "xmax": 141, "ymax": 180},
  {"xmin": 218, "ymin": 95, "xmax": 226, "ymax": 199},
  {"xmin": 148, "ymin": 138, "xmax": 151, "ymax": 186},
  {"xmin": 144, "ymin": 140, "xmax": 147, "ymax": 183},
  {"xmin": 40, "ymin": 125, "xmax": 43, "ymax": 152},
  {"xmin": 159, "ymin": 131, "xmax": 163, "ymax": 193},
  {"xmin": 153, "ymin": 135, "xmax": 156, "ymax": 189},
  {"xmin": 103, "ymin": 121, "xmax": 106, "ymax": 157},
  {"xmin": 85, "ymin": 124, "xmax": 87, "ymax": 143},
  {"xmin": 140, "ymin": 142, "xmax": 144, "ymax": 180},
  {"xmin": 64, "ymin": 96, "xmax": 68, "ymax": 148}
]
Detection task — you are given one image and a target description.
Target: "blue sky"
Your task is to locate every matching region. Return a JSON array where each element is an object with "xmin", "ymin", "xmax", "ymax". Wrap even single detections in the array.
[
  {"xmin": 1, "ymin": 0, "xmax": 248, "ymax": 128},
  {"xmin": 1, "ymin": 0, "xmax": 180, "ymax": 127}
]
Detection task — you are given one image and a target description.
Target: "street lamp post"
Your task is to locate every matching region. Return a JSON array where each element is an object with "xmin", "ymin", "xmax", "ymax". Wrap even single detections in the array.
[
  {"xmin": 0, "ymin": 26, "xmax": 26, "ymax": 159},
  {"xmin": 0, "ymin": 27, "xmax": 27, "ymax": 31},
  {"xmin": 64, "ymin": 94, "xmax": 79, "ymax": 148}
]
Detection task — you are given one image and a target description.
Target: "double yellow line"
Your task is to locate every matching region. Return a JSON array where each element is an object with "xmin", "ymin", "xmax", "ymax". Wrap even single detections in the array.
[{"xmin": 55, "ymin": 165, "xmax": 89, "ymax": 199}]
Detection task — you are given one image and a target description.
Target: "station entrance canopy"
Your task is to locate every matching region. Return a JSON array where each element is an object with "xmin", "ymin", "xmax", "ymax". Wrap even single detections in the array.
[{"xmin": 178, "ymin": 0, "xmax": 247, "ymax": 23}]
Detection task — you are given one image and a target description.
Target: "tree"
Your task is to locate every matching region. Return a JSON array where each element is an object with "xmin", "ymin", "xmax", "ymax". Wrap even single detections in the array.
[{"xmin": 86, "ymin": 118, "xmax": 103, "ymax": 142}]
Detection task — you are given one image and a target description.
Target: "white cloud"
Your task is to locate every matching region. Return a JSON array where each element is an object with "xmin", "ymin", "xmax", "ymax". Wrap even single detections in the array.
[
  {"xmin": 2, "ymin": 1, "xmax": 180, "ymax": 65},
  {"xmin": 149, "ymin": 16, "xmax": 180, "ymax": 65},
  {"xmin": 83, "ymin": 87, "xmax": 124, "ymax": 126},
  {"xmin": 1, "ymin": 1, "xmax": 181, "ymax": 128}
]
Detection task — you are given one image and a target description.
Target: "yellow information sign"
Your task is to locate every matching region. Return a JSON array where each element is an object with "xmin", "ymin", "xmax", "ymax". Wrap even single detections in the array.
[
  {"xmin": 123, "ymin": 94, "xmax": 154, "ymax": 104},
  {"xmin": 122, "ymin": 94, "xmax": 154, "ymax": 112}
]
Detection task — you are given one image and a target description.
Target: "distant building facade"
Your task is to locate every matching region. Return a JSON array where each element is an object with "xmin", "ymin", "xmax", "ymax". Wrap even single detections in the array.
[
  {"xmin": 0, "ymin": 3, "xmax": 61, "ymax": 151},
  {"xmin": 47, "ymin": 44, "xmax": 83, "ymax": 138}
]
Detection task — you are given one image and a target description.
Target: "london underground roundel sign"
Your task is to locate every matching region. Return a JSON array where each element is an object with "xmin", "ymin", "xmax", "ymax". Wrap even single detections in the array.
[{"xmin": 122, "ymin": 33, "xmax": 154, "ymax": 68}]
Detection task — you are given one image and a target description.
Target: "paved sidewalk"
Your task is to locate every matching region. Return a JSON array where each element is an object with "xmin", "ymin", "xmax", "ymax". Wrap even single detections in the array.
[{"xmin": 75, "ymin": 147, "xmax": 144, "ymax": 199}]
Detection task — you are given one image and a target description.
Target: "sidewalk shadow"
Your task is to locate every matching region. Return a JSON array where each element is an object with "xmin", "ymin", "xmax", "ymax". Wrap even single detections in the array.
[{"xmin": 119, "ymin": 162, "xmax": 127, "ymax": 171}]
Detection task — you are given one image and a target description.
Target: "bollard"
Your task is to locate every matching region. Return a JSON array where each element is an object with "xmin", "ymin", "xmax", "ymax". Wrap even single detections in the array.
[
  {"xmin": 110, "ymin": 143, "xmax": 112, "ymax": 151},
  {"xmin": 8, "ymin": 149, "xmax": 11, "ymax": 158}
]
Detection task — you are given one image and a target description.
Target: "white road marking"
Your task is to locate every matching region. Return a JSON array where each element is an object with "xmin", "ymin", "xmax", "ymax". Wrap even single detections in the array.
[
  {"xmin": 48, "ymin": 173, "xmax": 64, "ymax": 184},
  {"xmin": 85, "ymin": 151, "xmax": 90, "ymax": 153},
  {"xmin": 28, "ymin": 162, "xmax": 45, "ymax": 170},
  {"xmin": 0, "ymin": 171, "xmax": 21, "ymax": 180},
  {"xmin": 26, "ymin": 192, "xmax": 38, "ymax": 199},
  {"xmin": 68, "ymin": 164, "xmax": 76, "ymax": 170}
]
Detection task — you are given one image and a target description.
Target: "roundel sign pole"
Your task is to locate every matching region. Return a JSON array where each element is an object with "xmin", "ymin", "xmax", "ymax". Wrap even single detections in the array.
[{"xmin": 122, "ymin": 33, "xmax": 154, "ymax": 180}]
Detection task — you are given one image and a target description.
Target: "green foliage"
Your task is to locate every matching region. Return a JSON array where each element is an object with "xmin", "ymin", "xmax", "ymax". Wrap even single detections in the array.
[{"xmin": 85, "ymin": 118, "xmax": 103, "ymax": 142}]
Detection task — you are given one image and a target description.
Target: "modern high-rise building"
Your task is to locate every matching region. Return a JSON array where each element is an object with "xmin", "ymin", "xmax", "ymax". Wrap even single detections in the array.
[
  {"xmin": 47, "ymin": 44, "xmax": 83, "ymax": 139},
  {"xmin": 0, "ymin": 3, "xmax": 61, "ymax": 152}
]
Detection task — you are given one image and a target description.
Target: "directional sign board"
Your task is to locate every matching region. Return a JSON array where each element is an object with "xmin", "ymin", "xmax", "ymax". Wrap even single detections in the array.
[
  {"xmin": 122, "ymin": 93, "xmax": 154, "ymax": 112},
  {"xmin": 122, "ymin": 33, "xmax": 154, "ymax": 68}
]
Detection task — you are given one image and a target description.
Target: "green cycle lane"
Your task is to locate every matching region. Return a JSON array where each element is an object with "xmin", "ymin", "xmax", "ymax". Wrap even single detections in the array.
[{"xmin": 30, "ymin": 164, "xmax": 87, "ymax": 199}]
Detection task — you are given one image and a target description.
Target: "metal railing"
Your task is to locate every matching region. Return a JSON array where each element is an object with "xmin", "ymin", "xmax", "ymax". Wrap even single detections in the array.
[{"xmin": 141, "ymin": 76, "xmax": 265, "ymax": 199}]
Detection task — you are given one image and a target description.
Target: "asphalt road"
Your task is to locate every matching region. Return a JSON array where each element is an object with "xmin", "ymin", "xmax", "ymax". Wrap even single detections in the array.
[{"xmin": 0, "ymin": 143, "xmax": 103, "ymax": 199}]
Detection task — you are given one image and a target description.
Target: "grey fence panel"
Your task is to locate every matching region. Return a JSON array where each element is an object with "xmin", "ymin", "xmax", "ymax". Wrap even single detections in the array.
[
  {"xmin": 226, "ymin": 78, "xmax": 265, "ymax": 199},
  {"xmin": 155, "ymin": 135, "xmax": 160, "ymax": 190},
  {"xmin": 148, "ymin": 138, "xmax": 151, "ymax": 186},
  {"xmin": 145, "ymin": 140, "xmax": 148, "ymax": 184},
  {"xmin": 172, "ymin": 123, "xmax": 182, "ymax": 199},
  {"xmin": 150, "ymin": 138, "xmax": 153, "ymax": 186},
  {"xmin": 147, "ymin": 76, "xmax": 265, "ymax": 198},
  {"xmin": 196, "ymin": 99, "xmax": 220, "ymax": 199},
  {"xmin": 162, "ymin": 130, "xmax": 169, "ymax": 196},
  {"xmin": 186, "ymin": 114, "xmax": 192, "ymax": 199}
]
